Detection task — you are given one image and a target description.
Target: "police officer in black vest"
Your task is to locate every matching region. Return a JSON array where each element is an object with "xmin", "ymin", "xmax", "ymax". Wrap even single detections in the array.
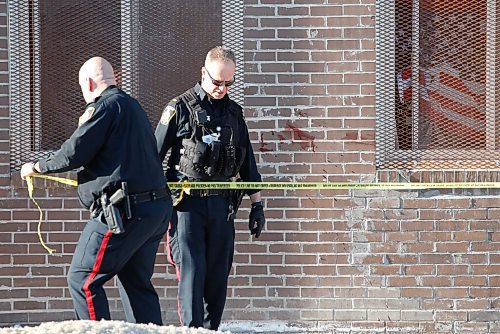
[
  {"xmin": 155, "ymin": 46, "xmax": 266, "ymax": 330},
  {"xmin": 21, "ymin": 57, "xmax": 172, "ymax": 324}
]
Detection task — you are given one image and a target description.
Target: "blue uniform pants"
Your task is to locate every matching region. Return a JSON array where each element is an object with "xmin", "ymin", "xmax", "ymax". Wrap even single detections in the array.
[
  {"xmin": 67, "ymin": 196, "xmax": 172, "ymax": 324},
  {"xmin": 168, "ymin": 195, "xmax": 234, "ymax": 330}
]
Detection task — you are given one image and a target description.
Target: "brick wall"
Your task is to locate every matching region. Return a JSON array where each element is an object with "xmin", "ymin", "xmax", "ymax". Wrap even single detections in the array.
[{"xmin": 1, "ymin": 0, "xmax": 499, "ymax": 333}]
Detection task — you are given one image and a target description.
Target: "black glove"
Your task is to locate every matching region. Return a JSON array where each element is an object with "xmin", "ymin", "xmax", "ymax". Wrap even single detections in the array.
[{"xmin": 249, "ymin": 201, "xmax": 265, "ymax": 238}]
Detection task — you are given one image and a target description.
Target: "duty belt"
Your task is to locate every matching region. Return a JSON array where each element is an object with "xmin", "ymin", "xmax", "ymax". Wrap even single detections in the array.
[
  {"xmin": 188, "ymin": 188, "xmax": 230, "ymax": 197},
  {"xmin": 129, "ymin": 188, "xmax": 170, "ymax": 204}
]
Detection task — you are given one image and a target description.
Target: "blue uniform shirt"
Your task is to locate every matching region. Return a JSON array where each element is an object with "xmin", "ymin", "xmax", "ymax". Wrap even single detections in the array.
[{"xmin": 37, "ymin": 86, "xmax": 167, "ymax": 209}]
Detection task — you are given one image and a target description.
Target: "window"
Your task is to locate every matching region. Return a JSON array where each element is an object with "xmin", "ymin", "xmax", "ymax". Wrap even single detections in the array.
[
  {"xmin": 9, "ymin": 0, "xmax": 243, "ymax": 170},
  {"xmin": 376, "ymin": 0, "xmax": 499, "ymax": 170}
]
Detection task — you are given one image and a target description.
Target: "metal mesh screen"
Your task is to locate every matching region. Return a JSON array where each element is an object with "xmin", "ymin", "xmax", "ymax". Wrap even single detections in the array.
[
  {"xmin": 10, "ymin": 0, "xmax": 243, "ymax": 171},
  {"xmin": 376, "ymin": 0, "xmax": 500, "ymax": 169}
]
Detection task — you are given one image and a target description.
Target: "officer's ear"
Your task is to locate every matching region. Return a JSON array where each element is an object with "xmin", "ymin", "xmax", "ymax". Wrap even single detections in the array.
[
  {"xmin": 200, "ymin": 67, "xmax": 205, "ymax": 82},
  {"xmin": 86, "ymin": 77, "xmax": 95, "ymax": 92}
]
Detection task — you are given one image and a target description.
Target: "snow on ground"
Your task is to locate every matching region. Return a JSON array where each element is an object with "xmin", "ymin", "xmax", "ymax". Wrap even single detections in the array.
[
  {"xmin": 0, "ymin": 320, "xmax": 341, "ymax": 334},
  {"xmin": 0, "ymin": 319, "xmax": 455, "ymax": 334},
  {"xmin": 0, "ymin": 320, "xmax": 229, "ymax": 334}
]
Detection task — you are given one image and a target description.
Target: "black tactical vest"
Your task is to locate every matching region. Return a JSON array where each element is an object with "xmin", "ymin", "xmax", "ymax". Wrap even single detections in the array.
[{"xmin": 176, "ymin": 89, "xmax": 246, "ymax": 181}]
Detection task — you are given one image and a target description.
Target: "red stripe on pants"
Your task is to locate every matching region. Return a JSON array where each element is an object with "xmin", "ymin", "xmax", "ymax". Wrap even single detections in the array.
[{"xmin": 83, "ymin": 230, "xmax": 113, "ymax": 320}]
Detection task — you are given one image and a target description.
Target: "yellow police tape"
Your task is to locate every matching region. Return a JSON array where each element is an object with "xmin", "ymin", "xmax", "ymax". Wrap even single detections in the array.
[
  {"xmin": 29, "ymin": 174, "xmax": 500, "ymax": 190},
  {"xmin": 25, "ymin": 174, "xmax": 500, "ymax": 254},
  {"xmin": 166, "ymin": 181, "xmax": 500, "ymax": 190},
  {"xmin": 26, "ymin": 176, "xmax": 57, "ymax": 255}
]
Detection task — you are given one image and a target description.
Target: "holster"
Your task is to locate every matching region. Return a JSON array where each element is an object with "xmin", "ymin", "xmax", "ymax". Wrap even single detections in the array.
[
  {"xmin": 99, "ymin": 182, "xmax": 132, "ymax": 235},
  {"xmin": 227, "ymin": 187, "xmax": 245, "ymax": 223},
  {"xmin": 101, "ymin": 194, "xmax": 124, "ymax": 234}
]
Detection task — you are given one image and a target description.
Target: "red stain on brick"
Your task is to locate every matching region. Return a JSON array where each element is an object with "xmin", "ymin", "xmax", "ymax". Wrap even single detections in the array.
[
  {"xmin": 259, "ymin": 133, "xmax": 273, "ymax": 152},
  {"xmin": 277, "ymin": 134, "xmax": 287, "ymax": 141},
  {"xmin": 286, "ymin": 122, "xmax": 317, "ymax": 151}
]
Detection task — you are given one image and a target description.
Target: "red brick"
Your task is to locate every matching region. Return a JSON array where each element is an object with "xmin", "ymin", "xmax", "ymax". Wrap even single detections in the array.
[
  {"xmin": 435, "ymin": 288, "xmax": 469, "ymax": 298},
  {"xmin": 292, "ymin": 17, "xmax": 325, "ymax": 27},
  {"xmin": 269, "ymin": 265, "xmax": 302, "ymax": 275},
  {"xmin": 233, "ymin": 287, "xmax": 267, "ymax": 297},
  {"xmin": 277, "ymin": 30, "xmax": 309, "ymax": 40},
  {"xmin": 344, "ymin": 50, "xmax": 375, "ymax": 62},
  {"xmin": 318, "ymin": 254, "xmax": 349, "ymax": 265},
  {"xmin": 474, "ymin": 239, "xmax": 497, "ymax": 252},
  {"xmin": 437, "ymin": 198, "xmax": 471, "ymax": 208},
  {"xmin": 420, "ymin": 210, "xmax": 453, "ymax": 220},
  {"xmin": 12, "ymin": 255, "xmax": 47, "ymax": 265},
  {"xmin": 0, "ymin": 199, "xmax": 29, "ymax": 209},
  {"xmin": 435, "ymin": 311, "xmax": 468, "ymax": 321},
  {"xmin": 261, "ymin": 18, "xmax": 291, "ymax": 27},
  {"xmin": 421, "ymin": 277, "xmax": 452, "ymax": 287},
  {"xmin": 455, "ymin": 276, "xmax": 488, "ymax": 286},
  {"xmin": 470, "ymin": 264, "xmax": 499, "ymax": 275},
  {"xmin": 296, "ymin": 39, "xmax": 327, "ymax": 50},
  {"xmin": 420, "ymin": 254, "xmax": 453, "ymax": 264},
  {"xmin": 435, "ymin": 220, "xmax": 468, "ymax": 231},
  {"xmin": 370, "ymin": 265, "xmax": 400, "ymax": 275},
  {"xmin": 470, "ymin": 288, "xmax": 500, "ymax": 298},
  {"xmin": 268, "ymin": 287, "xmax": 300, "ymax": 298},
  {"xmin": 388, "ymin": 277, "xmax": 417, "ymax": 287},
  {"xmin": 403, "ymin": 243, "xmax": 433, "ymax": 253},
  {"xmin": 435, "ymin": 242, "xmax": 469, "ymax": 252},
  {"xmin": 0, "ymin": 289, "xmax": 29, "ymax": 299},
  {"xmin": 456, "ymin": 300, "xmax": 490, "ymax": 310},
  {"xmin": 0, "ymin": 302, "xmax": 11, "ymax": 312},
  {"xmin": 278, "ymin": 7, "xmax": 311, "ymax": 17},
  {"xmin": 404, "ymin": 265, "xmax": 435, "ymax": 275},
  {"xmin": 310, "ymin": 5, "xmax": 342, "ymax": 16},
  {"xmin": 419, "ymin": 232, "xmax": 453, "ymax": 242},
  {"xmin": 344, "ymin": 27, "xmax": 375, "ymax": 38},
  {"xmin": 401, "ymin": 288, "xmax": 433, "ymax": 298},
  {"xmin": 422, "ymin": 299, "xmax": 454, "ymax": 310},
  {"xmin": 403, "ymin": 198, "xmax": 437, "ymax": 209},
  {"xmin": 244, "ymin": 6, "xmax": 275, "ymax": 16},
  {"xmin": 454, "ymin": 209, "xmax": 487, "ymax": 220},
  {"xmin": 401, "ymin": 220, "xmax": 434, "ymax": 231},
  {"xmin": 454, "ymin": 231, "xmax": 488, "ymax": 241}
]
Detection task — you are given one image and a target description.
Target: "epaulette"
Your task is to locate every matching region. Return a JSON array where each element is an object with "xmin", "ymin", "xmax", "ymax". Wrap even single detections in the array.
[
  {"xmin": 78, "ymin": 103, "xmax": 96, "ymax": 126},
  {"xmin": 159, "ymin": 98, "xmax": 177, "ymax": 125}
]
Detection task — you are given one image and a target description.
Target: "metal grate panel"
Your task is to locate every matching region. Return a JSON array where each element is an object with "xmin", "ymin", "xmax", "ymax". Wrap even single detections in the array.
[
  {"xmin": 376, "ymin": 0, "xmax": 500, "ymax": 169},
  {"xmin": 9, "ymin": 0, "xmax": 243, "ymax": 171}
]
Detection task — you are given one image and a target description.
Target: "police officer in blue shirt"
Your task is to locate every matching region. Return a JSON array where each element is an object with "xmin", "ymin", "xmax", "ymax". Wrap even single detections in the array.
[
  {"xmin": 21, "ymin": 57, "xmax": 172, "ymax": 325},
  {"xmin": 155, "ymin": 46, "xmax": 266, "ymax": 330}
]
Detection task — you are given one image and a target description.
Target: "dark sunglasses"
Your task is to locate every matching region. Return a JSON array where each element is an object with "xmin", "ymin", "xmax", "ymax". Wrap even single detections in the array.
[{"xmin": 205, "ymin": 68, "xmax": 235, "ymax": 87}]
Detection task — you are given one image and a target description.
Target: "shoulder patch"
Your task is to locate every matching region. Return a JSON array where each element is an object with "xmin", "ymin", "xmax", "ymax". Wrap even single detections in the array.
[
  {"xmin": 160, "ymin": 105, "xmax": 176, "ymax": 125},
  {"xmin": 78, "ymin": 106, "xmax": 96, "ymax": 126}
]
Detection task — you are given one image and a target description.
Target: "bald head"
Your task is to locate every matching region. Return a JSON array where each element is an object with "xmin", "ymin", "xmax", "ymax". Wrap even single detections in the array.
[{"xmin": 79, "ymin": 57, "xmax": 116, "ymax": 103}]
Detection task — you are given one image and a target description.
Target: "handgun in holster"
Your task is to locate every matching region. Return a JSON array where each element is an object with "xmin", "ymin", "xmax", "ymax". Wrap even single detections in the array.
[
  {"xmin": 227, "ymin": 186, "xmax": 245, "ymax": 223},
  {"xmin": 100, "ymin": 182, "xmax": 132, "ymax": 234}
]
